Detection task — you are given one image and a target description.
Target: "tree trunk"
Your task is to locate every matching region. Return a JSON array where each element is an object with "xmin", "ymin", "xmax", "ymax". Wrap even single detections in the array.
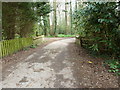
[
  {"xmin": 65, "ymin": 0, "xmax": 68, "ymax": 35},
  {"xmin": 70, "ymin": 0, "xmax": 73, "ymax": 35},
  {"xmin": 43, "ymin": 16, "xmax": 47, "ymax": 36},
  {"xmin": 53, "ymin": 0, "xmax": 57, "ymax": 36}
]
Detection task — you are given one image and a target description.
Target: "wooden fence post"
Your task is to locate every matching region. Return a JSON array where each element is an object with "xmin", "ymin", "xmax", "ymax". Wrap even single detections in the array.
[{"xmin": 0, "ymin": 37, "xmax": 33, "ymax": 58}]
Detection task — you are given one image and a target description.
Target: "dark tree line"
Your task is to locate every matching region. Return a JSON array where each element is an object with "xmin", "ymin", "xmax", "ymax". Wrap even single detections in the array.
[
  {"xmin": 2, "ymin": 2, "xmax": 51, "ymax": 40},
  {"xmin": 74, "ymin": 2, "xmax": 120, "ymax": 57},
  {"xmin": 73, "ymin": 2, "xmax": 120, "ymax": 75}
]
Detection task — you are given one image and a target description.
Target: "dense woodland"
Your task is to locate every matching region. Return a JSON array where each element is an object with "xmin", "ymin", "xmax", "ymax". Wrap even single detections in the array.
[
  {"xmin": 74, "ymin": 2, "xmax": 120, "ymax": 54},
  {"xmin": 74, "ymin": 2, "xmax": 120, "ymax": 75},
  {"xmin": 1, "ymin": 1, "xmax": 120, "ymax": 75},
  {"xmin": 2, "ymin": 2, "xmax": 51, "ymax": 39},
  {"xmin": 2, "ymin": 1, "xmax": 75, "ymax": 40}
]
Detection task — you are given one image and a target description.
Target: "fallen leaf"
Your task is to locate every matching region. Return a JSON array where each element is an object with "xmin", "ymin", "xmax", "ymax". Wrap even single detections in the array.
[{"xmin": 88, "ymin": 61, "xmax": 93, "ymax": 63}]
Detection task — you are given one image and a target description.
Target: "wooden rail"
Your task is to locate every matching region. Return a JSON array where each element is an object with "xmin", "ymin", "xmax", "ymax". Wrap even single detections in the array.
[
  {"xmin": 33, "ymin": 35, "xmax": 44, "ymax": 45},
  {"xmin": 75, "ymin": 36, "xmax": 93, "ymax": 47},
  {"xmin": 0, "ymin": 38, "xmax": 33, "ymax": 58}
]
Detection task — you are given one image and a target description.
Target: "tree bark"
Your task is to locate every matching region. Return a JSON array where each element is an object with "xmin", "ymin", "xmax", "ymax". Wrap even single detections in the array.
[
  {"xmin": 70, "ymin": 0, "xmax": 73, "ymax": 35},
  {"xmin": 53, "ymin": 0, "xmax": 57, "ymax": 36},
  {"xmin": 65, "ymin": 0, "xmax": 68, "ymax": 35}
]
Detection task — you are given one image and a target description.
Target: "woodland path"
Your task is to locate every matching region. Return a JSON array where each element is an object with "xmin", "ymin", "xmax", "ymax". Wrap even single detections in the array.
[{"xmin": 2, "ymin": 38, "xmax": 119, "ymax": 88}]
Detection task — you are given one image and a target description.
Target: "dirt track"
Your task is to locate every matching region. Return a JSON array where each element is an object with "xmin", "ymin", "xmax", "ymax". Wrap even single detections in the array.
[{"xmin": 2, "ymin": 38, "xmax": 119, "ymax": 88}]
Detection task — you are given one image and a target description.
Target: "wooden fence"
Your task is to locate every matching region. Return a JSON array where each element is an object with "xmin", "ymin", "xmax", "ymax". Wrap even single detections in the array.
[
  {"xmin": 33, "ymin": 35, "xmax": 44, "ymax": 45},
  {"xmin": 0, "ymin": 38, "xmax": 33, "ymax": 58},
  {"xmin": 75, "ymin": 36, "xmax": 93, "ymax": 47}
]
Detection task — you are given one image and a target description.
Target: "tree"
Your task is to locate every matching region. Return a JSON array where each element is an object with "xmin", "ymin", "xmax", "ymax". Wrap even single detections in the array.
[
  {"xmin": 65, "ymin": 0, "xmax": 68, "ymax": 35},
  {"xmin": 35, "ymin": 2, "xmax": 51, "ymax": 36},
  {"xmin": 0, "ymin": 2, "xmax": 2, "ymax": 41},
  {"xmin": 2, "ymin": 2, "xmax": 36, "ymax": 39},
  {"xmin": 52, "ymin": 0, "xmax": 57, "ymax": 36},
  {"xmin": 2, "ymin": 2, "xmax": 17, "ymax": 40},
  {"xmin": 17, "ymin": 2, "xmax": 36, "ymax": 38},
  {"xmin": 70, "ymin": 0, "xmax": 73, "ymax": 34},
  {"xmin": 73, "ymin": 2, "xmax": 120, "ymax": 57},
  {"xmin": 2, "ymin": 2, "xmax": 51, "ymax": 39}
]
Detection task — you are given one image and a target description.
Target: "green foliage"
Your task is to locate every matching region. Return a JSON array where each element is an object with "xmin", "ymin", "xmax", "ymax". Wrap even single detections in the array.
[
  {"xmin": 35, "ymin": 2, "xmax": 51, "ymax": 16},
  {"xmin": 47, "ymin": 34, "xmax": 75, "ymax": 37},
  {"xmin": 23, "ymin": 44, "xmax": 37, "ymax": 51},
  {"xmin": 89, "ymin": 44, "xmax": 99, "ymax": 52},
  {"xmin": 30, "ymin": 44, "xmax": 37, "ymax": 48},
  {"xmin": 104, "ymin": 59, "xmax": 120, "ymax": 75},
  {"xmin": 2, "ymin": 2, "xmax": 51, "ymax": 40},
  {"xmin": 73, "ymin": 2, "xmax": 120, "ymax": 56},
  {"xmin": 62, "ymin": 10, "xmax": 68, "ymax": 12},
  {"xmin": 57, "ymin": 34, "xmax": 75, "ymax": 37},
  {"xmin": 23, "ymin": 47, "xmax": 29, "ymax": 51},
  {"xmin": 73, "ymin": 2, "xmax": 120, "ymax": 75}
]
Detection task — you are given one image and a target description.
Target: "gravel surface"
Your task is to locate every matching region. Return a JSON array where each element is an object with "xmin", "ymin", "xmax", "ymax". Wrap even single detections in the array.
[{"xmin": 1, "ymin": 38, "xmax": 119, "ymax": 88}]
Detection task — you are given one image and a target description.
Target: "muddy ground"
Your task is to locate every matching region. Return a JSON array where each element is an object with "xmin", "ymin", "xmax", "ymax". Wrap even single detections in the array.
[{"xmin": 1, "ymin": 38, "xmax": 119, "ymax": 88}]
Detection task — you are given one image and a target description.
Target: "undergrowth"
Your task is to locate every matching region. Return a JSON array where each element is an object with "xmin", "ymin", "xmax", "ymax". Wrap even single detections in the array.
[
  {"xmin": 57, "ymin": 34, "xmax": 75, "ymax": 37},
  {"xmin": 48, "ymin": 34, "xmax": 75, "ymax": 38},
  {"xmin": 104, "ymin": 59, "xmax": 120, "ymax": 75},
  {"xmin": 82, "ymin": 44, "xmax": 120, "ymax": 76},
  {"xmin": 23, "ymin": 44, "xmax": 38, "ymax": 51}
]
